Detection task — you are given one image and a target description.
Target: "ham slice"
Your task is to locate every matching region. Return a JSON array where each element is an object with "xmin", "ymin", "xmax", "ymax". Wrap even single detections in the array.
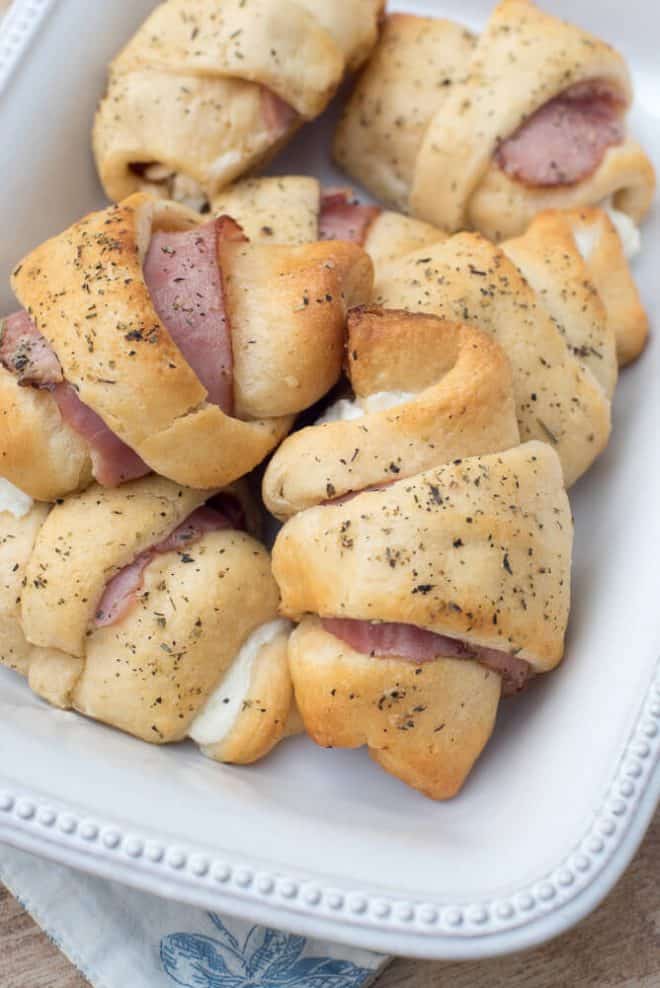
[
  {"xmin": 52, "ymin": 383, "xmax": 149, "ymax": 487},
  {"xmin": 0, "ymin": 310, "xmax": 63, "ymax": 386},
  {"xmin": 322, "ymin": 617, "xmax": 531, "ymax": 695},
  {"xmin": 260, "ymin": 87, "xmax": 299, "ymax": 140},
  {"xmin": 94, "ymin": 505, "xmax": 237, "ymax": 628},
  {"xmin": 143, "ymin": 216, "xmax": 246, "ymax": 414},
  {"xmin": 320, "ymin": 190, "xmax": 381, "ymax": 244},
  {"xmin": 1, "ymin": 215, "xmax": 247, "ymax": 487},
  {"xmin": 0, "ymin": 311, "xmax": 150, "ymax": 486},
  {"xmin": 323, "ymin": 481, "xmax": 392, "ymax": 506},
  {"xmin": 495, "ymin": 80, "xmax": 625, "ymax": 188}
]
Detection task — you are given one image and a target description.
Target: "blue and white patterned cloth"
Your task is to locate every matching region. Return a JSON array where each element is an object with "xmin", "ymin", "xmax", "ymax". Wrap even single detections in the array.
[{"xmin": 0, "ymin": 844, "xmax": 388, "ymax": 988}]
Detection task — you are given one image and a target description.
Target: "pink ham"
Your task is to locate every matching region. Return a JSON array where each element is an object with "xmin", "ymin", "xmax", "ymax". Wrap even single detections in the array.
[
  {"xmin": 3, "ymin": 217, "xmax": 247, "ymax": 487},
  {"xmin": 323, "ymin": 481, "xmax": 392, "ymax": 506},
  {"xmin": 52, "ymin": 383, "xmax": 149, "ymax": 487},
  {"xmin": 322, "ymin": 617, "xmax": 531, "ymax": 696},
  {"xmin": 495, "ymin": 80, "xmax": 625, "ymax": 187},
  {"xmin": 320, "ymin": 189, "xmax": 381, "ymax": 244},
  {"xmin": 0, "ymin": 310, "xmax": 63, "ymax": 386},
  {"xmin": 94, "ymin": 505, "xmax": 236, "ymax": 628},
  {"xmin": 260, "ymin": 87, "xmax": 299, "ymax": 140},
  {"xmin": 0, "ymin": 310, "xmax": 149, "ymax": 486},
  {"xmin": 143, "ymin": 216, "xmax": 246, "ymax": 414}
]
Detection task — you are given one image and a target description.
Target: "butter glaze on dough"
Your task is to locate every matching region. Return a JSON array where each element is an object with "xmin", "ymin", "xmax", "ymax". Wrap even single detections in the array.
[
  {"xmin": 0, "ymin": 476, "xmax": 299, "ymax": 764},
  {"xmin": 274, "ymin": 442, "xmax": 573, "ymax": 798}
]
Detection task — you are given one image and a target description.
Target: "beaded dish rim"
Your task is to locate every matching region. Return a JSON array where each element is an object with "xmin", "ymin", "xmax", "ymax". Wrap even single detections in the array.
[
  {"xmin": 0, "ymin": 658, "xmax": 657, "ymax": 959},
  {"xmin": 0, "ymin": 0, "xmax": 56, "ymax": 94}
]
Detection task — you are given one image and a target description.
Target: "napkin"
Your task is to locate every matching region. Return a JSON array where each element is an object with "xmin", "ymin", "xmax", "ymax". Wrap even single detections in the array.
[{"xmin": 0, "ymin": 844, "xmax": 389, "ymax": 988}]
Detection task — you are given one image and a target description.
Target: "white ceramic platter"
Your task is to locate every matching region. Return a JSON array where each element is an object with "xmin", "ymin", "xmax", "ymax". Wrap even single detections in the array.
[{"xmin": 0, "ymin": 0, "xmax": 658, "ymax": 961}]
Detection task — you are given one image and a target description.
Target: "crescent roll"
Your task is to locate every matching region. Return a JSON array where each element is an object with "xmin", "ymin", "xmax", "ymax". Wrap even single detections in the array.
[
  {"xmin": 501, "ymin": 216, "xmax": 618, "ymax": 396},
  {"xmin": 1, "ymin": 193, "xmax": 372, "ymax": 500},
  {"xmin": 263, "ymin": 307, "xmax": 520, "ymax": 519},
  {"xmin": 273, "ymin": 441, "xmax": 573, "ymax": 799},
  {"xmin": 0, "ymin": 475, "xmax": 300, "ymax": 765},
  {"xmin": 376, "ymin": 233, "xmax": 611, "ymax": 487},
  {"xmin": 211, "ymin": 176, "xmax": 447, "ymax": 280},
  {"xmin": 506, "ymin": 207, "xmax": 648, "ymax": 368},
  {"xmin": 334, "ymin": 1, "xmax": 655, "ymax": 239},
  {"xmin": 211, "ymin": 180, "xmax": 645, "ymax": 367},
  {"xmin": 93, "ymin": 0, "xmax": 384, "ymax": 209}
]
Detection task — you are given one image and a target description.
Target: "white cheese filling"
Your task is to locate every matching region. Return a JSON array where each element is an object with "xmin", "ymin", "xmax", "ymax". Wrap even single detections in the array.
[
  {"xmin": 574, "ymin": 204, "xmax": 641, "ymax": 262},
  {"xmin": 0, "ymin": 479, "xmax": 33, "ymax": 519},
  {"xmin": 188, "ymin": 618, "xmax": 292, "ymax": 747},
  {"xmin": 605, "ymin": 206, "xmax": 641, "ymax": 260},
  {"xmin": 573, "ymin": 224, "xmax": 600, "ymax": 263},
  {"xmin": 315, "ymin": 390, "xmax": 416, "ymax": 425},
  {"xmin": 140, "ymin": 164, "xmax": 207, "ymax": 213}
]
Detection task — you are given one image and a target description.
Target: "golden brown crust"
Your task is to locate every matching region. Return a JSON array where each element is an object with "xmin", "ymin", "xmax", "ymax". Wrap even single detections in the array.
[
  {"xmin": 0, "ymin": 367, "xmax": 92, "ymax": 501},
  {"xmin": 212, "ymin": 177, "xmax": 321, "ymax": 244},
  {"xmin": 293, "ymin": 0, "xmax": 386, "ymax": 73},
  {"xmin": 334, "ymin": 14, "xmax": 476, "ymax": 211},
  {"xmin": 135, "ymin": 404, "xmax": 294, "ymax": 490},
  {"xmin": 263, "ymin": 308, "xmax": 520, "ymax": 518},
  {"xmin": 501, "ymin": 210, "xmax": 618, "ymax": 397},
  {"xmin": 0, "ymin": 504, "xmax": 49, "ymax": 676},
  {"xmin": 73, "ymin": 530, "xmax": 280, "ymax": 742},
  {"xmin": 213, "ymin": 176, "xmax": 447, "ymax": 282},
  {"xmin": 12, "ymin": 195, "xmax": 206, "ymax": 448},
  {"xmin": 411, "ymin": 0, "xmax": 634, "ymax": 231},
  {"xmin": 94, "ymin": 72, "xmax": 282, "ymax": 208},
  {"xmin": 289, "ymin": 617, "xmax": 501, "ymax": 799},
  {"xmin": 10, "ymin": 194, "xmax": 370, "ymax": 492},
  {"xmin": 21, "ymin": 476, "xmax": 208, "ymax": 658},
  {"xmin": 202, "ymin": 630, "xmax": 300, "ymax": 764},
  {"xmin": 223, "ymin": 239, "xmax": 374, "ymax": 419},
  {"xmin": 334, "ymin": 2, "xmax": 655, "ymax": 238},
  {"xmin": 2, "ymin": 475, "xmax": 295, "ymax": 760},
  {"xmin": 555, "ymin": 207, "xmax": 648, "ymax": 366},
  {"xmin": 94, "ymin": 0, "xmax": 384, "ymax": 206},
  {"xmin": 376, "ymin": 233, "xmax": 611, "ymax": 487},
  {"xmin": 468, "ymin": 140, "xmax": 656, "ymax": 242},
  {"xmin": 28, "ymin": 649, "xmax": 83, "ymax": 710},
  {"xmin": 273, "ymin": 442, "xmax": 572, "ymax": 671},
  {"xmin": 363, "ymin": 211, "xmax": 447, "ymax": 281}
]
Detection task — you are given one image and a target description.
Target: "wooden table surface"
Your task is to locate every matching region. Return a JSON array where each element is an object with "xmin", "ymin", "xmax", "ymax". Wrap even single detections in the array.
[{"xmin": 1, "ymin": 810, "xmax": 658, "ymax": 988}]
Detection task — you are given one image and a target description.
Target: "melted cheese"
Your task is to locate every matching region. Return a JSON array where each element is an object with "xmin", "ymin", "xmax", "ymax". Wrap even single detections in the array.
[
  {"xmin": 315, "ymin": 390, "xmax": 416, "ymax": 425},
  {"xmin": 140, "ymin": 165, "xmax": 206, "ymax": 212},
  {"xmin": 0, "ymin": 479, "xmax": 33, "ymax": 519},
  {"xmin": 188, "ymin": 619, "xmax": 292, "ymax": 747},
  {"xmin": 605, "ymin": 206, "xmax": 641, "ymax": 260},
  {"xmin": 575, "ymin": 204, "xmax": 641, "ymax": 263}
]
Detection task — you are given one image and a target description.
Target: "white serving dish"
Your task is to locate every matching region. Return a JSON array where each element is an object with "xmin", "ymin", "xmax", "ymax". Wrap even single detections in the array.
[{"xmin": 0, "ymin": 0, "xmax": 658, "ymax": 961}]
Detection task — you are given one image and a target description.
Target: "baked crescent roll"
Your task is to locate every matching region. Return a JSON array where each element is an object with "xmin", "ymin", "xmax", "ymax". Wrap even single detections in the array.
[
  {"xmin": 1, "ymin": 193, "xmax": 372, "ymax": 499},
  {"xmin": 0, "ymin": 475, "xmax": 300, "ymax": 765},
  {"xmin": 501, "ymin": 216, "xmax": 618, "ymax": 396},
  {"xmin": 0, "ymin": 489, "xmax": 49, "ymax": 678},
  {"xmin": 211, "ymin": 176, "xmax": 447, "ymax": 280},
  {"xmin": 94, "ymin": 0, "xmax": 384, "ymax": 210},
  {"xmin": 263, "ymin": 307, "xmax": 520, "ymax": 519},
  {"xmin": 210, "ymin": 181, "xmax": 646, "ymax": 367},
  {"xmin": 273, "ymin": 441, "xmax": 572, "ymax": 799},
  {"xmin": 376, "ymin": 233, "xmax": 611, "ymax": 487},
  {"xmin": 503, "ymin": 206, "xmax": 649, "ymax": 376},
  {"xmin": 334, "ymin": 2, "xmax": 655, "ymax": 239}
]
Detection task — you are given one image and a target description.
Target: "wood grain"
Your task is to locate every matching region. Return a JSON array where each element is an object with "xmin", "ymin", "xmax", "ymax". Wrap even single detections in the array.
[{"xmin": 1, "ymin": 810, "xmax": 658, "ymax": 987}]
